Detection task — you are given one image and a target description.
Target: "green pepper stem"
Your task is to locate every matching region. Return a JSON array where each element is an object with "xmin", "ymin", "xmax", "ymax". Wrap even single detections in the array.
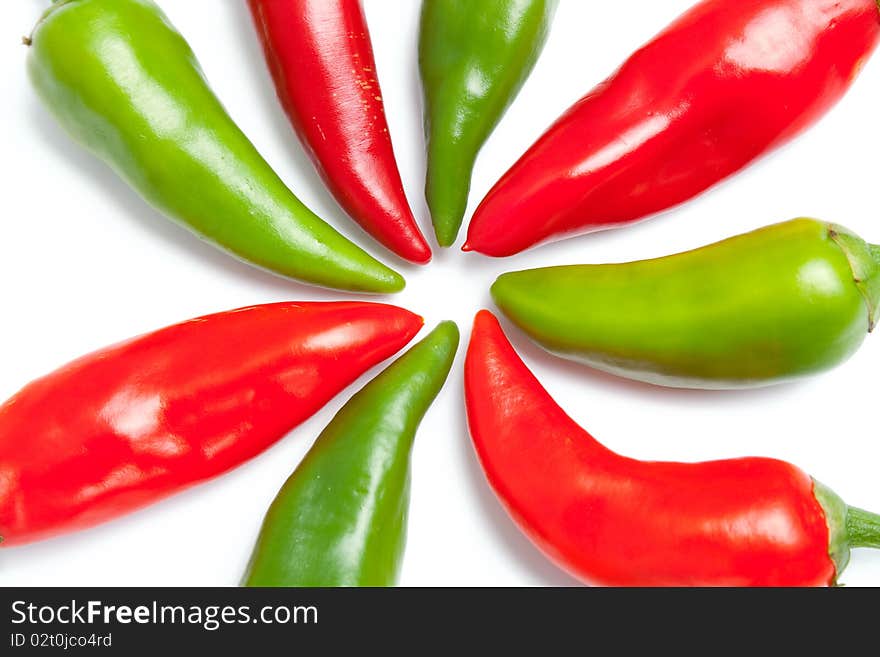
[{"xmin": 846, "ymin": 506, "xmax": 880, "ymax": 549}]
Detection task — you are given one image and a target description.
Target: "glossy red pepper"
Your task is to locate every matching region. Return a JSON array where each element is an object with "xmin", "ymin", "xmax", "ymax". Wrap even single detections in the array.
[
  {"xmin": 465, "ymin": 311, "xmax": 880, "ymax": 586},
  {"xmin": 0, "ymin": 302, "xmax": 423, "ymax": 547},
  {"xmin": 248, "ymin": 0, "xmax": 431, "ymax": 264},
  {"xmin": 465, "ymin": 0, "xmax": 880, "ymax": 256}
]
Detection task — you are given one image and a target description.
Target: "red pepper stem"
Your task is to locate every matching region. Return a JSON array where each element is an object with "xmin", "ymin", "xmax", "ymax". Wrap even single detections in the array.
[{"xmin": 846, "ymin": 506, "xmax": 880, "ymax": 549}]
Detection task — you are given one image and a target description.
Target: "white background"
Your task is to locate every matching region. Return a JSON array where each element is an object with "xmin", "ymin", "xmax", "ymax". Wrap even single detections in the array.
[{"xmin": 2, "ymin": 0, "xmax": 879, "ymax": 587}]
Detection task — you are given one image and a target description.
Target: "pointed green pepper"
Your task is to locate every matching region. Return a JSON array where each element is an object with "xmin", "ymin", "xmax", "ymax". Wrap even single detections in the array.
[
  {"xmin": 243, "ymin": 321, "xmax": 459, "ymax": 587},
  {"xmin": 27, "ymin": 0, "xmax": 404, "ymax": 293},
  {"xmin": 419, "ymin": 0, "xmax": 557, "ymax": 247},
  {"xmin": 492, "ymin": 219, "xmax": 880, "ymax": 389}
]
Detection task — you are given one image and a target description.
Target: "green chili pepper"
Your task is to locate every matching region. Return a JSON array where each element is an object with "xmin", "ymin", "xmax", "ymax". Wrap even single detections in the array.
[
  {"xmin": 243, "ymin": 321, "xmax": 459, "ymax": 587},
  {"xmin": 27, "ymin": 0, "xmax": 404, "ymax": 293},
  {"xmin": 419, "ymin": 0, "xmax": 557, "ymax": 247},
  {"xmin": 492, "ymin": 219, "xmax": 880, "ymax": 389}
]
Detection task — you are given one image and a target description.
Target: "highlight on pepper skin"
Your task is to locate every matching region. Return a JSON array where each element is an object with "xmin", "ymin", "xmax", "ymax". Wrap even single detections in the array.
[{"xmin": 464, "ymin": 310, "xmax": 880, "ymax": 587}]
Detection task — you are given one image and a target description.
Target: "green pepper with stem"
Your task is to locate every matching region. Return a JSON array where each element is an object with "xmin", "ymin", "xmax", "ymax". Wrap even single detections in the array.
[
  {"xmin": 419, "ymin": 0, "xmax": 557, "ymax": 247},
  {"xmin": 243, "ymin": 321, "xmax": 459, "ymax": 587},
  {"xmin": 492, "ymin": 219, "xmax": 880, "ymax": 389},
  {"xmin": 27, "ymin": 0, "xmax": 403, "ymax": 293}
]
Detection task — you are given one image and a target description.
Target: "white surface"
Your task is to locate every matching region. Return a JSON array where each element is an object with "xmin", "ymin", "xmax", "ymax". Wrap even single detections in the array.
[{"xmin": 2, "ymin": 0, "xmax": 879, "ymax": 587}]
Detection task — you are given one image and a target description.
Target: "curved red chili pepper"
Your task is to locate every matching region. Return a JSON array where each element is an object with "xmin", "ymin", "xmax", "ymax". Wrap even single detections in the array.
[
  {"xmin": 0, "ymin": 302, "xmax": 422, "ymax": 547},
  {"xmin": 248, "ymin": 0, "xmax": 432, "ymax": 264},
  {"xmin": 465, "ymin": 0, "xmax": 880, "ymax": 256},
  {"xmin": 465, "ymin": 311, "xmax": 880, "ymax": 586}
]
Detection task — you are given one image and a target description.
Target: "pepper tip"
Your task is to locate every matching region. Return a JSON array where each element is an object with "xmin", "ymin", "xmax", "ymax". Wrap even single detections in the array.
[
  {"xmin": 379, "ymin": 269, "xmax": 407, "ymax": 294},
  {"xmin": 408, "ymin": 247, "xmax": 433, "ymax": 265},
  {"xmin": 473, "ymin": 309, "xmax": 498, "ymax": 329}
]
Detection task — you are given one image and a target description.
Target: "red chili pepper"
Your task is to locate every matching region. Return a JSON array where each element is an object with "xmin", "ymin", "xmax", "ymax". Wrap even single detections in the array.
[
  {"xmin": 464, "ymin": 311, "xmax": 880, "ymax": 586},
  {"xmin": 0, "ymin": 302, "xmax": 422, "ymax": 547},
  {"xmin": 248, "ymin": 0, "xmax": 432, "ymax": 264},
  {"xmin": 464, "ymin": 0, "xmax": 880, "ymax": 256}
]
